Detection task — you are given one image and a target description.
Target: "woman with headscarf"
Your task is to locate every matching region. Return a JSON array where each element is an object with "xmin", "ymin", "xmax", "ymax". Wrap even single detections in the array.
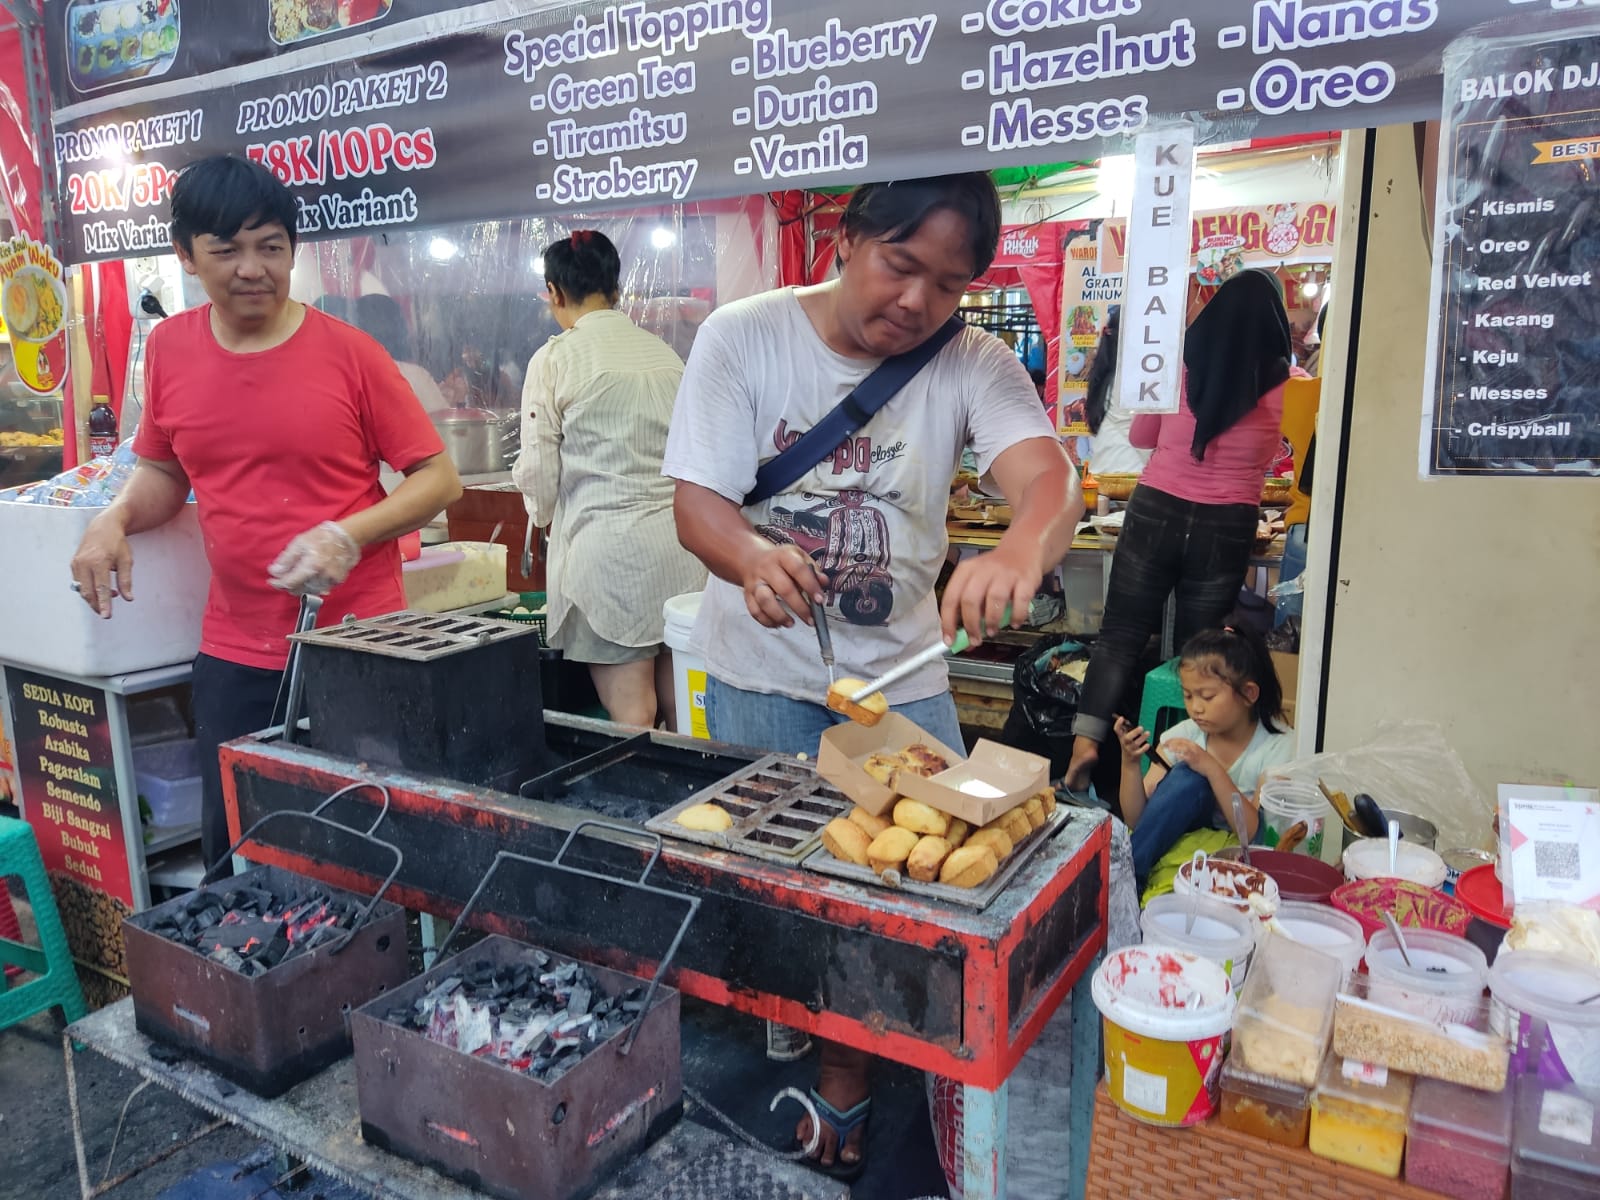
[{"xmin": 1064, "ymin": 269, "xmax": 1294, "ymax": 791}]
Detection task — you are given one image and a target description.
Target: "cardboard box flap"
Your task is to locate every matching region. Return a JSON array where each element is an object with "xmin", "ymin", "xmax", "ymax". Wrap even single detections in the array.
[{"xmin": 817, "ymin": 717, "xmax": 1048, "ymax": 826}]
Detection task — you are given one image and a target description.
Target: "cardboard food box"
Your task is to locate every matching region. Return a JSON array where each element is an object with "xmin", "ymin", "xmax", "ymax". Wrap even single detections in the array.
[{"xmin": 817, "ymin": 713, "xmax": 1050, "ymax": 828}]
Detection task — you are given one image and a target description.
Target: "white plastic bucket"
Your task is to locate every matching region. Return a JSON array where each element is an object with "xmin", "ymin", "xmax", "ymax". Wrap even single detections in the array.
[
  {"xmin": 1489, "ymin": 950, "xmax": 1600, "ymax": 1089},
  {"xmin": 662, "ymin": 592, "xmax": 707, "ymax": 739},
  {"xmin": 1343, "ymin": 837, "xmax": 1449, "ymax": 889},
  {"xmin": 1140, "ymin": 893, "xmax": 1258, "ymax": 989},
  {"xmin": 1258, "ymin": 779, "xmax": 1333, "ymax": 860},
  {"xmin": 1273, "ymin": 900, "xmax": 1367, "ymax": 977},
  {"xmin": 1092, "ymin": 946, "xmax": 1235, "ymax": 1127}
]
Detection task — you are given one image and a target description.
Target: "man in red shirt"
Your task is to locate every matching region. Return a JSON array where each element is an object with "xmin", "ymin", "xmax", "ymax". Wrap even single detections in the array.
[{"xmin": 69, "ymin": 156, "xmax": 461, "ymax": 868}]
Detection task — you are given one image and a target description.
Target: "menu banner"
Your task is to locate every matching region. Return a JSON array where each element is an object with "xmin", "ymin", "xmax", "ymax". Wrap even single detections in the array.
[
  {"xmin": 1098, "ymin": 202, "xmax": 1340, "ymax": 279},
  {"xmin": 0, "ymin": 237, "xmax": 70, "ymax": 397},
  {"xmin": 6, "ymin": 668, "xmax": 135, "ymax": 906},
  {"xmin": 42, "ymin": 0, "xmax": 1534, "ymax": 264},
  {"xmin": 1422, "ymin": 24, "xmax": 1600, "ymax": 477}
]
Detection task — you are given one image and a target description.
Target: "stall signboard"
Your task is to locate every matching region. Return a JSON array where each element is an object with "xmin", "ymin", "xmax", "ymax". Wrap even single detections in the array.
[
  {"xmin": 1422, "ymin": 25, "xmax": 1600, "ymax": 477},
  {"xmin": 1097, "ymin": 202, "xmax": 1340, "ymax": 279},
  {"xmin": 1116, "ymin": 123, "xmax": 1194, "ymax": 415},
  {"xmin": 42, "ymin": 0, "xmax": 1541, "ymax": 264},
  {"xmin": 0, "ymin": 237, "xmax": 69, "ymax": 396},
  {"xmin": 5, "ymin": 667, "xmax": 135, "ymax": 906}
]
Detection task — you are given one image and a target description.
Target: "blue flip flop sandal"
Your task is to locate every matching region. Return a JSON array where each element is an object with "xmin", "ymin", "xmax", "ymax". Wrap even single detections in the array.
[{"xmin": 797, "ymin": 1088, "xmax": 870, "ymax": 1183}]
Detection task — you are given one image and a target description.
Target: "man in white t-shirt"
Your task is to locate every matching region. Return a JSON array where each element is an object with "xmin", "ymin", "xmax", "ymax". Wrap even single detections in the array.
[{"xmin": 663, "ymin": 173, "xmax": 1081, "ymax": 1180}]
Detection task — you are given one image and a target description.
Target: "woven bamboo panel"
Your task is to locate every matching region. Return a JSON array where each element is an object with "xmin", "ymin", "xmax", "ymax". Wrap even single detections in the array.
[{"xmin": 1085, "ymin": 1083, "xmax": 1448, "ymax": 1200}]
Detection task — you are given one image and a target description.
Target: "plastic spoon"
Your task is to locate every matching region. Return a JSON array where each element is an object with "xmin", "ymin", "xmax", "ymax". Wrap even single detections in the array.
[
  {"xmin": 1383, "ymin": 911, "xmax": 1415, "ymax": 967},
  {"xmin": 1231, "ymin": 793, "xmax": 1252, "ymax": 867},
  {"xmin": 1388, "ymin": 818, "xmax": 1401, "ymax": 877}
]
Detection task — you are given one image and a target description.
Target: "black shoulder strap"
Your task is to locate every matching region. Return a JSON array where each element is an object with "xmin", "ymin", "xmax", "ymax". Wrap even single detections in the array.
[{"xmin": 743, "ymin": 315, "xmax": 965, "ymax": 508}]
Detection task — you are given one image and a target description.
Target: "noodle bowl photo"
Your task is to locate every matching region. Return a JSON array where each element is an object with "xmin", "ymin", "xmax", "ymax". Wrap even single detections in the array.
[{"xmin": 2, "ymin": 268, "xmax": 67, "ymax": 344}]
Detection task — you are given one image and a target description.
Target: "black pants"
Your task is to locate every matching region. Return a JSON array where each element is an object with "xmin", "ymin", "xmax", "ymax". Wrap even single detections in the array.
[
  {"xmin": 193, "ymin": 653, "xmax": 284, "ymax": 874},
  {"xmin": 1073, "ymin": 485, "xmax": 1257, "ymax": 743}
]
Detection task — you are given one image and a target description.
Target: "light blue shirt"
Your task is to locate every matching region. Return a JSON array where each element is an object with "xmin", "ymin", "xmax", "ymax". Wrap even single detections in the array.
[{"xmin": 1160, "ymin": 718, "xmax": 1295, "ymax": 795}]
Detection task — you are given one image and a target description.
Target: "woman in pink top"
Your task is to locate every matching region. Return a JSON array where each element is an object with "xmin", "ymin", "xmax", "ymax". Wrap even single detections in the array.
[{"xmin": 1065, "ymin": 270, "xmax": 1292, "ymax": 792}]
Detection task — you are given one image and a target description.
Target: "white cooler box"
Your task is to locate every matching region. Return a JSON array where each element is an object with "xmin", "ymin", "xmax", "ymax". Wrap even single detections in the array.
[{"xmin": 0, "ymin": 503, "xmax": 210, "ymax": 678}]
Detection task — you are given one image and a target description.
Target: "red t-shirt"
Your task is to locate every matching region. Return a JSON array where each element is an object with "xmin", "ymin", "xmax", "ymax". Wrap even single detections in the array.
[{"xmin": 134, "ymin": 305, "xmax": 444, "ymax": 670}]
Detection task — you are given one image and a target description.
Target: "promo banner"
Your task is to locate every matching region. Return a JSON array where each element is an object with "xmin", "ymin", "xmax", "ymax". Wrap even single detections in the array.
[
  {"xmin": 1098, "ymin": 201, "xmax": 1340, "ymax": 280},
  {"xmin": 42, "ymin": 0, "xmax": 1538, "ymax": 264}
]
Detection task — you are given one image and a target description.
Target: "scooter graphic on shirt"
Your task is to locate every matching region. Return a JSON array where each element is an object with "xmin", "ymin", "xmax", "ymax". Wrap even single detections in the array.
[{"xmin": 759, "ymin": 491, "xmax": 894, "ymax": 626}]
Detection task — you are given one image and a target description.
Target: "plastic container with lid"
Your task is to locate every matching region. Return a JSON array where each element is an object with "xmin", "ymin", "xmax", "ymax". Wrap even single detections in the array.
[
  {"xmin": 1258, "ymin": 779, "xmax": 1334, "ymax": 859},
  {"xmin": 1220, "ymin": 1055, "xmax": 1311, "ymax": 1147},
  {"xmin": 1332, "ymin": 877, "xmax": 1473, "ymax": 941},
  {"xmin": 1490, "ymin": 950, "xmax": 1600, "ymax": 1090},
  {"xmin": 1406, "ymin": 1075, "xmax": 1514, "ymax": 1200},
  {"xmin": 1219, "ymin": 847, "xmax": 1346, "ymax": 905},
  {"xmin": 1173, "ymin": 852, "xmax": 1280, "ymax": 918},
  {"xmin": 1333, "ymin": 972, "xmax": 1508, "ymax": 1092},
  {"xmin": 1309, "ymin": 1051, "xmax": 1415, "ymax": 1178},
  {"xmin": 1511, "ymin": 1075, "xmax": 1600, "ymax": 1200},
  {"xmin": 1456, "ymin": 863, "xmax": 1512, "ymax": 966},
  {"xmin": 1140, "ymin": 893, "xmax": 1258, "ymax": 989},
  {"xmin": 1274, "ymin": 900, "xmax": 1367, "ymax": 977},
  {"xmin": 1343, "ymin": 836, "xmax": 1450, "ymax": 889},
  {"xmin": 1366, "ymin": 928, "xmax": 1489, "ymax": 1025},
  {"xmin": 1230, "ymin": 930, "xmax": 1342, "ymax": 1087}
]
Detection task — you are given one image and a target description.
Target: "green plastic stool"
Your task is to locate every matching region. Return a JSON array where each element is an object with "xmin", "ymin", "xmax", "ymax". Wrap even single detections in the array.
[
  {"xmin": 0, "ymin": 817, "xmax": 87, "ymax": 1029},
  {"xmin": 1137, "ymin": 657, "xmax": 1188, "ymax": 773}
]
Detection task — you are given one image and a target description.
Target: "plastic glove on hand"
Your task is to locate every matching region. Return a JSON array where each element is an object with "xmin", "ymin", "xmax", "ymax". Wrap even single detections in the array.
[{"xmin": 268, "ymin": 521, "xmax": 361, "ymax": 596}]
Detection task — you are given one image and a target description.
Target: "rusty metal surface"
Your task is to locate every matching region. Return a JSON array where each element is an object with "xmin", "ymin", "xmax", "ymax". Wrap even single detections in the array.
[
  {"xmin": 123, "ymin": 865, "xmax": 409, "ymax": 1098},
  {"xmin": 350, "ymin": 936, "xmax": 681, "ymax": 1200},
  {"xmin": 646, "ymin": 755, "xmax": 853, "ymax": 865},
  {"xmin": 221, "ymin": 715, "xmax": 1112, "ymax": 1088}
]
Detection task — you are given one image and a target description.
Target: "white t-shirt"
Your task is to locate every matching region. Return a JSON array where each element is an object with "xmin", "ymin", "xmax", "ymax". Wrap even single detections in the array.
[
  {"xmin": 1159, "ymin": 718, "xmax": 1296, "ymax": 794},
  {"xmin": 662, "ymin": 287, "xmax": 1056, "ymax": 704}
]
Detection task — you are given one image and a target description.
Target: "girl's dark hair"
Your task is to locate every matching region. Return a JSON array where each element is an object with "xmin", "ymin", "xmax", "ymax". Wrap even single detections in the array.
[
  {"xmin": 169, "ymin": 155, "xmax": 299, "ymax": 254},
  {"xmin": 1179, "ymin": 623, "xmax": 1286, "ymax": 733},
  {"xmin": 838, "ymin": 174, "xmax": 1002, "ymax": 278},
  {"xmin": 1084, "ymin": 304, "xmax": 1121, "ymax": 434},
  {"xmin": 543, "ymin": 230, "xmax": 621, "ymax": 305},
  {"xmin": 354, "ymin": 294, "xmax": 411, "ymax": 362}
]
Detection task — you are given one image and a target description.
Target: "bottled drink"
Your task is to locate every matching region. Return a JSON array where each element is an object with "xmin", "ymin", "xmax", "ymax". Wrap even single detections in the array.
[{"xmin": 88, "ymin": 395, "xmax": 117, "ymax": 459}]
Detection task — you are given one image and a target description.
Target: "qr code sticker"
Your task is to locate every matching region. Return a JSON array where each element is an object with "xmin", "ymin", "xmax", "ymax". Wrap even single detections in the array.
[{"xmin": 1535, "ymin": 840, "xmax": 1581, "ymax": 881}]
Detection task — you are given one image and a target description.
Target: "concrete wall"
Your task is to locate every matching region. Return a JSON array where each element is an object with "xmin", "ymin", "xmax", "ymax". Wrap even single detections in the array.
[{"xmin": 1313, "ymin": 125, "xmax": 1599, "ymax": 806}]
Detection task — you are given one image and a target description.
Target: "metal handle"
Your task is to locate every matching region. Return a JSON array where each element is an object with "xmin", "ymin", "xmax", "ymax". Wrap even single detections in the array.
[
  {"xmin": 200, "ymin": 781, "xmax": 403, "ymax": 958},
  {"xmin": 438, "ymin": 818, "xmax": 699, "ymax": 1054},
  {"xmin": 279, "ymin": 595, "xmax": 323, "ymax": 745}
]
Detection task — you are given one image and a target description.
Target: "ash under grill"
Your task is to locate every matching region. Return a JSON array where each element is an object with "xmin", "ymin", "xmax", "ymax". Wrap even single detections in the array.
[
  {"xmin": 648, "ymin": 756, "xmax": 852, "ymax": 863},
  {"xmin": 290, "ymin": 611, "xmax": 534, "ymax": 661}
]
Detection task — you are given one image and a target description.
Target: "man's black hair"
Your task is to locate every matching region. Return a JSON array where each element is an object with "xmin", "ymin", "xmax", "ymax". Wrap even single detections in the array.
[
  {"xmin": 169, "ymin": 155, "xmax": 299, "ymax": 255},
  {"xmin": 838, "ymin": 174, "xmax": 1003, "ymax": 278},
  {"xmin": 543, "ymin": 230, "xmax": 622, "ymax": 305}
]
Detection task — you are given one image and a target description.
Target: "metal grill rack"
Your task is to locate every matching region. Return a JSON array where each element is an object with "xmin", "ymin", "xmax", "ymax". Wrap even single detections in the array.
[
  {"xmin": 647, "ymin": 755, "xmax": 853, "ymax": 865},
  {"xmin": 288, "ymin": 611, "xmax": 534, "ymax": 661}
]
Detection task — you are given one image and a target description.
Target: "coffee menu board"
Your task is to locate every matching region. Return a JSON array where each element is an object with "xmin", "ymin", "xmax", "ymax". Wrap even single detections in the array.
[
  {"xmin": 5, "ymin": 667, "xmax": 135, "ymax": 906},
  {"xmin": 42, "ymin": 0, "xmax": 1533, "ymax": 264},
  {"xmin": 1423, "ymin": 26, "xmax": 1600, "ymax": 477}
]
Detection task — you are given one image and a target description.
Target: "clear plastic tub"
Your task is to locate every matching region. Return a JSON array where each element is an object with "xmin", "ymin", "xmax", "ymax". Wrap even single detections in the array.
[
  {"xmin": 1366, "ymin": 928, "xmax": 1489, "ymax": 1025},
  {"xmin": 1230, "ymin": 930, "xmax": 1342, "ymax": 1087},
  {"xmin": 1489, "ymin": 951, "xmax": 1600, "ymax": 1090},
  {"xmin": 1511, "ymin": 1075, "xmax": 1600, "ymax": 1200},
  {"xmin": 1407, "ymin": 1075, "xmax": 1513, "ymax": 1200},
  {"xmin": 1310, "ymin": 1051, "xmax": 1415, "ymax": 1178},
  {"xmin": 1140, "ymin": 893, "xmax": 1258, "ymax": 990},
  {"xmin": 1333, "ymin": 972, "xmax": 1509, "ymax": 1092},
  {"xmin": 1220, "ymin": 1055, "xmax": 1311, "ymax": 1147},
  {"xmin": 1258, "ymin": 779, "xmax": 1333, "ymax": 859},
  {"xmin": 1274, "ymin": 901, "xmax": 1367, "ymax": 977},
  {"xmin": 132, "ymin": 738, "xmax": 202, "ymax": 828}
]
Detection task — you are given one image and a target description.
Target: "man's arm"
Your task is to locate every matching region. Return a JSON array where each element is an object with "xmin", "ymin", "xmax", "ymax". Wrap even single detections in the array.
[
  {"xmin": 673, "ymin": 481, "xmax": 824, "ymax": 629},
  {"xmin": 340, "ymin": 452, "xmax": 462, "ymax": 548},
  {"xmin": 69, "ymin": 458, "xmax": 192, "ymax": 617},
  {"xmin": 939, "ymin": 437, "xmax": 1081, "ymax": 645},
  {"xmin": 511, "ymin": 350, "xmax": 560, "ymax": 527}
]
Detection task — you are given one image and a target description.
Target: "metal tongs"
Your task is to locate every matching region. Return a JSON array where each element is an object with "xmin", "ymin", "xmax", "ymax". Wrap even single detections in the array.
[{"xmin": 809, "ymin": 598, "xmax": 835, "ymax": 687}]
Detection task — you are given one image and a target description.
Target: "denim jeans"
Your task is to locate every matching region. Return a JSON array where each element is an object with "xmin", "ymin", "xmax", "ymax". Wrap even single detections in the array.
[
  {"xmin": 1274, "ymin": 523, "xmax": 1308, "ymax": 627},
  {"xmin": 1072, "ymin": 485, "xmax": 1258, "ymax": 743},
  {"xmin": 1130, "ymin": 764, "xmax": 1229, "ymax": 888},
  {"xmin": 706, "ymin": 676, "xmax": 967, "ymax": 757}
]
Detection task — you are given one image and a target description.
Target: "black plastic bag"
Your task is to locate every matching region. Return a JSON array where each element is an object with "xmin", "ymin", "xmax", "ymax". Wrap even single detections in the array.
[{"xmin": 998, "ymin": 637, "xmax": 1092, "ymax": 775}]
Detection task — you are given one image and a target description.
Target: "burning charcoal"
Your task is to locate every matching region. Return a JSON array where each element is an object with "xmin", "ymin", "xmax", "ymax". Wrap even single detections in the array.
[
  {"xmin": 208, "ymin": 946, "xmax": 245, "ymax": 971},
  {"xmin": 385, "ymin": 1006, "xmax": 412, "ymax": 1026},
  {"xmin": 568, "ymin": 985, "xmax": 592, "ymax": 1017},
  {"xmin": 454, "ymin": 994, "xmax": 494, "ymax": 1055},
  {"xmin": 194, "ymin": 907, "xmax": 222, "ymax": 931},
  {"xmin": 532, "ymin": 950, "xmax": 551, "ymax": 969}
]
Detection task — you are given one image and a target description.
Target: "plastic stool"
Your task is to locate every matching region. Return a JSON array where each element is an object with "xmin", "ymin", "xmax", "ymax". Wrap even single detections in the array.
[
  {"xmin": 0, "ymin": 878, "xmax": 21, "ymax": 979},
  {"xmin": 1137, "ymin": 658, "xmax": 1188, "ymax": 773},
  {"xmin": 0, "ymin": 817, "xmax": 87, "ymax": 1029}
]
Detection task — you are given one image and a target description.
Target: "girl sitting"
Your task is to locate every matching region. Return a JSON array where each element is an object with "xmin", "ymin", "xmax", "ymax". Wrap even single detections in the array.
[{"xmin": 1116, "ymin": 624, "xmax": 1295, "ymax": 888}]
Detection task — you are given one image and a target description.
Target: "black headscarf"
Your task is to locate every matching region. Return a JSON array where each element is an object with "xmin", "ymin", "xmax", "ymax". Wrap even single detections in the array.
[
  {"xmin": 1084, "ymin": 304, "xmax": 1121, "ymax": 435},
  {"xmin": 1182, "ymin": 269, "xmax": 1292, "ymax": 460}
]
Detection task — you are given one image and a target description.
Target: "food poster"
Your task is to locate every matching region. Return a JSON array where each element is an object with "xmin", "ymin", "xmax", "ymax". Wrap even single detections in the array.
[
  {"xmin": 1422, "ymin": 27, "xmax": 1600, "ymax": 477},
  {"xmin": 1058, "ymin": 223, "xmax": 1123, "ymax": 465},
  {"xmin": 1097, "ymin": 203, "xmax": 1339, "ymax": 279},
  {"xmin": 0, "ymin": 237, "xmax": 70, "ymax": 397}
]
